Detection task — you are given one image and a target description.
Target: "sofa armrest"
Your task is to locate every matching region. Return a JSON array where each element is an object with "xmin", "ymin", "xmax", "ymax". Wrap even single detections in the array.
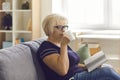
[{"xmin": 0, "ymin": 44, "xmax": 37, "ymax": 80}]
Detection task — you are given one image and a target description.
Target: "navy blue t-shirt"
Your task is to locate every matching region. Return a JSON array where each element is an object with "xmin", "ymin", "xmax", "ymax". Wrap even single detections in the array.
[{"xmin": 37, "ymin": 41, "xmax": 84, "ymax": 80}]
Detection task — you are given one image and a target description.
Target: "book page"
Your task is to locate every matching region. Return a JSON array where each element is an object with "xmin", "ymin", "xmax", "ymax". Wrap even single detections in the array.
[{"xmin": 84, "ymin": 51, "xmax": 107, "ymax": 72}]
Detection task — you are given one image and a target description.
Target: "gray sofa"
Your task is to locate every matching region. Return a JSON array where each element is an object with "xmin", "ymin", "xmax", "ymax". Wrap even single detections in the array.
[{"xmin": 0, "ymin": 37, "xmax": 47, "ymax": 80}]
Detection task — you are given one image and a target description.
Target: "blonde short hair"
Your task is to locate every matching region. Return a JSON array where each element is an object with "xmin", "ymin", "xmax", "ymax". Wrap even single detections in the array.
[{"xmin": 42, "ymin": 14, "xmax": 68, "ymax": 36}]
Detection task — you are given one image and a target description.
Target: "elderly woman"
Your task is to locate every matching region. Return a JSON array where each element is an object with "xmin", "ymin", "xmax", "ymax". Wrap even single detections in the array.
[{"xmin": 37, "ymin": 14, "xmax": 120, "ymax": 80}]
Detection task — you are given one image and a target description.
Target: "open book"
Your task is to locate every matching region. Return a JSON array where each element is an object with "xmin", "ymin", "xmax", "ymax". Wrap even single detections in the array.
[{"xmin": 84, "ymin": 51, "xmax": 107, "ymax": 72}]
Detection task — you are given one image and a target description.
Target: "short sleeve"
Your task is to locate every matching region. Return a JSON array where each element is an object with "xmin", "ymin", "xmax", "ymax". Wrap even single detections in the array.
[
  {"xmin": 40, "ymin": 48, "xmax": 58, "ymax": 59},
  {"xmin": 37, "ymin": 41, "xmax": 59, "ymax": 59}
]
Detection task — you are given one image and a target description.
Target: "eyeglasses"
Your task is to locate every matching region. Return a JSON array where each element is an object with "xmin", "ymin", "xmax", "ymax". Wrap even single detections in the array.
[{"xmin": 54, "ymin": 25, "xmax": 68, "ymax": 31}]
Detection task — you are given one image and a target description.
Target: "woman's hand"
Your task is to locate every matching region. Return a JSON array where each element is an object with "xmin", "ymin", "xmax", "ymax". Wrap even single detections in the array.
[
  {"xmin": 61, "ymin": 35, "xmax": 70, "ymax": 46},
  {"xmin": 78, "ymin": 63, "xmax": 87, "ymax": 70}
]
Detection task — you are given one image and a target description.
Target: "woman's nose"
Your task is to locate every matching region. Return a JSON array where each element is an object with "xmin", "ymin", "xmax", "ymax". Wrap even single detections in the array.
[{"xmin": 62, "ymin": 29, "xmax": 66, "ymax": 32}]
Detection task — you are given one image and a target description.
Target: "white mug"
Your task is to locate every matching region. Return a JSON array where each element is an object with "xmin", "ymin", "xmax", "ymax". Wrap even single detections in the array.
[{"xmin": 65, "ymin": 30, "xmax": 75, "ymax": 41}]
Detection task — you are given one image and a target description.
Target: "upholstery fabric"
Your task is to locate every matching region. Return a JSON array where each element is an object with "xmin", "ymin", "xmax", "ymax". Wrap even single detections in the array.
[
  {"xmin": 0, "ymin": 44, "xmax": 37, "ymax": 80},
  {"xmin": 34, "ymin": 36, "xmax": 47, "ymax": 45},
  {"xmin": 23, "ymin": 37, "xmax": 47, "ymax": 80},
  {"xmin": 76, "ymin": 44, "xmax": 90, "ymax": 64},
  {"xmin": 0, "ymin": 61, "xmax": 5, "ymax": 80}
]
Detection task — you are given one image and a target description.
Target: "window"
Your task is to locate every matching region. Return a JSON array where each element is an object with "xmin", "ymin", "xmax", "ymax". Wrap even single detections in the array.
[
  {"xmin": 52, "ymin": 0, "xmax": 120, "ymax": 30},
  {"xmin": 111, "ymin": 0, "xmax": 120, "ymax": 29},
  {"xmin": 66, "ymin": 0, "xmax": 104, "ymax": 30}
]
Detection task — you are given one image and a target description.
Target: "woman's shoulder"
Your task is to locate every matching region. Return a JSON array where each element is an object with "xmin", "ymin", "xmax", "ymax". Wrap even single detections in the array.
[
  {"xmin": 38, "ymin": 41, "xmax": 58, "ymax": 51},
  {"xmin": 39, "ymin": 41, "xmax": 50, "ymax": 49},
  {"xmin": 40, "ymin": 41, "xmax": 53, "ymax": 47},
  {"xmin": 37, "ymin": 41, "xmax": 59, "ymax": 59}
]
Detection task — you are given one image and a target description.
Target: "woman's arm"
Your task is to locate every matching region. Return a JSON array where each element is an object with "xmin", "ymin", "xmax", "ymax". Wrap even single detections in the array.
[{"xmin": 43, "ymin": 37, "xmax": 70, "ymax": 76}]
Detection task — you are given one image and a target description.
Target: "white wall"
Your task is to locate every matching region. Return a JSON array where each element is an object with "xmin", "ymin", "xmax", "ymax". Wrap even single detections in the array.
[
  {"xmin": 40, "ymin": 0, "xmax": 52, "ymax": 36},
  {"xmin": 32, "ymin": 0, "xmax": 52, "ymax": 39},
  {"xmin": 41, "ymin": 0, "xmax": 52, "ymax": 21},
  {"xmin": 32, "ymin": 0, "xmax": 41, "ymax": 39}
]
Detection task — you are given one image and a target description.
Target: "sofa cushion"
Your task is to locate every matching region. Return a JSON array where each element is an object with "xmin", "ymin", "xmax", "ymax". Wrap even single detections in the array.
[
  {"xmin": 76, "ymin": 43, "xmax": 90, "ymax": 64},
  {"xmin": 34, "ymin": 36, "xmax": 47, "ymax": 45},
  {"xmin": 0, "ymin": 61, "xmax": 5, "ymax": 80},
  {"xmin": 0, "ymin": 44, "xmax": 37, "ymax": 80},
  {"xmin": 23, "ymin": 37, "xmax": 47, "ymax": 80}
]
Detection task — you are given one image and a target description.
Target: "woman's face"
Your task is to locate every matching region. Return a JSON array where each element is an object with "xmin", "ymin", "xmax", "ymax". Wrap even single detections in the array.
[{"xmin": 50, "ymin": 22, "xmax": 68, "ymax": 40}]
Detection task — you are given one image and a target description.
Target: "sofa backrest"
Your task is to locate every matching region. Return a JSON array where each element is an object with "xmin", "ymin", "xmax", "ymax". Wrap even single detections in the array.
[
  {"xmin": 23, "ymin": 37, "xmax": 47, "ymax": 80},
  {"xmin": 0, "ymin": 44, "xmax": 38, "ymax": 80}
]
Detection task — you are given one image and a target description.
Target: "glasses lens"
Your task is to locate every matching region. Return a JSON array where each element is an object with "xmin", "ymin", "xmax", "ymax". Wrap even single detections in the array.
[
  {"xmin": 55, "ymin": 25, "xmax": 68, "ymax": 30},
  {"xmin": 63, "ymin": 25, "xmax": 68, "ymax": 30}
]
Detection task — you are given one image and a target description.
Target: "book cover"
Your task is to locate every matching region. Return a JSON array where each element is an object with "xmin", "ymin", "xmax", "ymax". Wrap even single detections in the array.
[
  {"xmin": 88, "ymin": 43, "xmax": 101, "ymax": 56},
  {"xmin": 84, "ymin": 51, "xmax": 107, "ymax": 72}
]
